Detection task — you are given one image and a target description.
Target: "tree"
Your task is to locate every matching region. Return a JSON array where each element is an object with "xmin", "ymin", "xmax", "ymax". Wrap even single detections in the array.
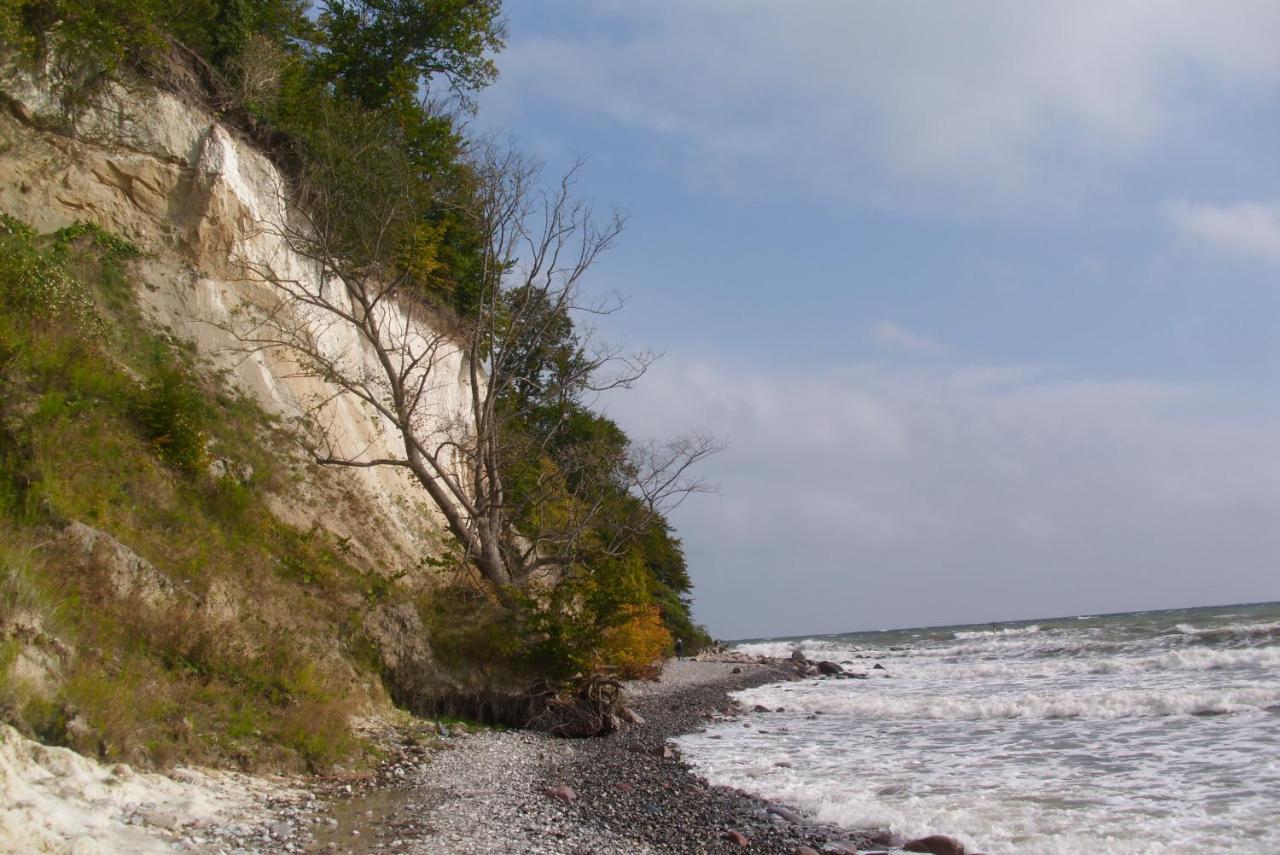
[
  {"xmin": 313, "ymin": 0, "xmax": 504, "ymax": 112},
  {"xmin": 229, "ymin": 131, "xmax": 719, "ymax": 611}
]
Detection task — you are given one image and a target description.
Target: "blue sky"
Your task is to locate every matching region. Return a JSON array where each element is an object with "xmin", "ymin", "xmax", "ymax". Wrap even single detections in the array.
[{"xmin": 477, "ymin": 1, "xmax": 1280, "ymax": 639}]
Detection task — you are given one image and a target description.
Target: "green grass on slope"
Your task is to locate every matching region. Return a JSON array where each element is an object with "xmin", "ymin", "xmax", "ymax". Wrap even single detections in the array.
[{"xmin": 0, "ymin": 213, "xmax": 401, "ymax": 772}]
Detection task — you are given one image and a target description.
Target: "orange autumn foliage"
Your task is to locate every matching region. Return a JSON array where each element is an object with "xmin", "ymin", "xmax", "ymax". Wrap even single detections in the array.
[{"xmin": 595, "ymin": 604, "xmax": 672, "ymax": 679}]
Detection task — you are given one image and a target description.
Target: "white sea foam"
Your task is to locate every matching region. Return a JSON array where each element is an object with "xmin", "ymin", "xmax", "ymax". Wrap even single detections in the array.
[
  {"xmin": 952, "ymin": 623, "xmax": 1041, "ymax": 639},
  {"xmin": 1174, "ymin": 619, "xmax": 1280, "ymax": 639},
  {"xmin": 733, "ymin": 682, "xmax": 1280, "ymax": 720},
  {"xmin": 691, "ymin": 605, "xmax": 1280, "ymax": 854}
]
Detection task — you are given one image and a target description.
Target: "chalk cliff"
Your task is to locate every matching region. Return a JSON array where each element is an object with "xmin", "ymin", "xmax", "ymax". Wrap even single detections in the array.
[{"xmin": 0, "ymin": 69, "xmax": 469, "ymax": 573}]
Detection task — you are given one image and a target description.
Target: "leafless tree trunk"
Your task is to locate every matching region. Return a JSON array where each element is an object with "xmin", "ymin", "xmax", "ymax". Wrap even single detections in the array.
[{"xmin": 223, "ymin": 132, "xmax": 718, "ymax": 608}]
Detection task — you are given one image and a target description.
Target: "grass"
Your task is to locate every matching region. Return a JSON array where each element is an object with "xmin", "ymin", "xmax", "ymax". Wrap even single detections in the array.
[{"xmin": 0, "ymin": 215, "xmax": 397, "ymax": 772}]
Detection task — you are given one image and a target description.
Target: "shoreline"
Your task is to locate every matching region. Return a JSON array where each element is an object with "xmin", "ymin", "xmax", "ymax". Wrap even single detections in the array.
[
  {"xmin": 295, "ymin": 658, "xmax": 883, "ymax": 854},
  {"xmin": 0, "ymin": 659, "xmax": 889, "ymax": 854}
]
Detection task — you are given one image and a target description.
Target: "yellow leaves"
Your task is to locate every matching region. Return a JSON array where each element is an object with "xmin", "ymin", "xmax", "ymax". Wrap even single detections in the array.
[
  {"xmin": 399, "ymin": 221, "xmax": 445, "ymax": 285},
  {"xmin": 594, "ymin": 604, "xmax": 671, "ymax": 680}
]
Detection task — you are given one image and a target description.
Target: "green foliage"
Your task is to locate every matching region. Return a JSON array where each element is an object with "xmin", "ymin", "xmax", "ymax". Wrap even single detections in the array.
[
  {"xmin": 0, "ymin": 215, "xmax": 380, "ymax": 770},
  {"xmin": 131, "ymin": 359, "xmax": 210, "ymax": 473},
  {"xmin": 313, "ymin": 0, "xmax": 504, "ymax": 112},
  {"xmin": 0, "ymin": 214, "xmax": 101, "ymax": 330}
]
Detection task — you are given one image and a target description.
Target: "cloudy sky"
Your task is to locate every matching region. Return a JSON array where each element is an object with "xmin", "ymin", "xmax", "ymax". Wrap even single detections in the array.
[{"xmin": 479, "ymin": 1, "xmax": 1280, "ymax": 639}]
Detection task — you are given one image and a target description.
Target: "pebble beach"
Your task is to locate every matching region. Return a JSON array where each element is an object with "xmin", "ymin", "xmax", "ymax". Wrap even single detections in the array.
[{"xmin": 298, "ymin": 658, "xmax": 879, "ymax": 854}]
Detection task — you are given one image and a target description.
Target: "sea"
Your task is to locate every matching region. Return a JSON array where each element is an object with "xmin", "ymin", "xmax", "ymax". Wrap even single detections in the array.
[{"xmin": 675, "ymin": 602, "xmax": 1280, "ymax": 855}]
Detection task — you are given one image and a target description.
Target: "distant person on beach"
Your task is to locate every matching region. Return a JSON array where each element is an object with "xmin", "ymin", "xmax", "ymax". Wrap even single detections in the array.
[{"xmin": 675, "ymin": 637, "xmax": 685, "ymax": 660}]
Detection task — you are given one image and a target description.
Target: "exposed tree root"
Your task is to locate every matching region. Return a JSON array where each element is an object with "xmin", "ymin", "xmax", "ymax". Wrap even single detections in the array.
[{"xmin": 415, "ymin": 673, "xmax": 625, "ymax": 738}]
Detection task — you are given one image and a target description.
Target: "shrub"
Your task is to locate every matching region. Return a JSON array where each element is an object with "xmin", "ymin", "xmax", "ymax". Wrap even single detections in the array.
[
  {"xmin": 131, "ymin": 361, "xmax": 209, "ymax": 473},
  {"xmin": 594, "ymin": 604, "xmax": 671, "ymax": 680},
  {"xmin": 0, "ymin": 214, "xmax": 100, "ymax": 330}
]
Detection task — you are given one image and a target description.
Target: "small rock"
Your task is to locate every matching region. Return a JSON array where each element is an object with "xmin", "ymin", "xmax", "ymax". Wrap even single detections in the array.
[
  {"xmin": 766, "ymin": 804, "xmax": 804, "ymax": 823},
  {"xmin": 869, "ymin": 829, "xmax": 905, "ymax": 846},
  {"xmin": 731, "ymin": 666, "xmax": 742, "ymax": 674},
  {"xmin": 819, "ymin": 843, "xmax": 858, "ymax": 855},
  {"xmin": 545, "ymin": 784, "xmax": 577, "ymax": 803},
  {"xmin": 873, "ymin": 663, "xmax": 887, "ymax": 670},
  {"xmin": 903, "ymin": 834, "xmax": 966, "ymax": 855},
  {"xmin": 725, "ymin": 829, "xmax": 750, "ymax": 848},
  {"xmin": 753, "ymin": 704, "xmax": 772, "ymax": 713},
  {"xmin": 817, "ymin": 660, "xmax": 844, "ymax": 675},
  {"xmin": 621, "ymin": 707, "xmax": 646, "ymax": 725}
]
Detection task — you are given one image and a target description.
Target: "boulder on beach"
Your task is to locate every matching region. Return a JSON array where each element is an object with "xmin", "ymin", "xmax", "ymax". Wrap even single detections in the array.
[
  {"xmin": 817, "ymin": 660, "xmax": 844, "ymax": 675},
  {"xmin": 790, "ymin": 649, "xmax": 808, "ymax": 664},
  {"xmin": 903, "ymin": 834, "xmax": 966, "ymax": 855},
  {"xmin": 725, "ymin": 829, "xmax": 750, "ymax": 847}
]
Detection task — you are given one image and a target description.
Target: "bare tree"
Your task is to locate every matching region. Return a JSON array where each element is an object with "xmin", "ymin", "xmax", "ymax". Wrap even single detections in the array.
[{"xmin": 227, "ymin": 126, "xmax": 718, "ymax": 608}]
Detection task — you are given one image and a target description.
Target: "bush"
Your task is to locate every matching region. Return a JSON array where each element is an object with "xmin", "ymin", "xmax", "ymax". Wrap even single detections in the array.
[
  {"xmin": 0, "ymin": 214, "xmax": 100, "ymax": 330},
  {"xmin": 131, "ymin": 361, "xmax": 209, "ymax": 473},
  {"xmin": 593, "ymin": 604, "xmax": 671, "ymax": 679}
]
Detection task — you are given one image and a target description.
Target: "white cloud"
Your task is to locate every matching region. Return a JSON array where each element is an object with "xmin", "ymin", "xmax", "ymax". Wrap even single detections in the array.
[
  {"xmin": 608, "ymin": 354, "xmax": 1280, "ymax": 638},
  {"xmin": 1166, "ymin": 200, "xmax": 1280, "ymax": 262},
  {"xmin": 490, "ymin": 2, "xmax": 1280, "ymax": 212},
  {"xmin": 869, "ymin": 320, "xmax": 949, "ymax": 356}
]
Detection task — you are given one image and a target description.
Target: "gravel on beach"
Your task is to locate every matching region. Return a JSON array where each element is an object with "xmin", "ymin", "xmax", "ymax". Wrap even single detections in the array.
[{"xmin": 293, "ymin": 659, "xmax": 877, "ymax": 855}]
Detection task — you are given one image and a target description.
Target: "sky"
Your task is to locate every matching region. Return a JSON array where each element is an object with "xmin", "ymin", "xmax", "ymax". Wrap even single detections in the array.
[{"xmin": 476, "ymin": 1, "xmax": 1280, "ymax": 639}]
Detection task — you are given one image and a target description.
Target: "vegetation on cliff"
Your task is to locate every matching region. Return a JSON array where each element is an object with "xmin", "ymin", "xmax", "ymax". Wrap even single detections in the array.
[{"xmin": 0, "ymin": 0, "xmax": 715, "ymax": 765}]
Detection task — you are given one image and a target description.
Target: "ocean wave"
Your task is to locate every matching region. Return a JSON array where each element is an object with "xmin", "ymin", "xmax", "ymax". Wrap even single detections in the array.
[
  {"xmin": 953, "ymin": 624, "xmax": 1041, "ymax": 640},
  {"xmin": 731, "ymin": 683, "xmax": 1280, "ymax": 721},
  {"xmin": 1173, "ymin": 620, "xmax": 1280, "ymax": 644},
  {"xmin": 732, "ymin": 639, "xmax": 860, "ymax": 660},
  {"xmin": 894, "ymin": 644, "xmax": 1280, "ymax": 680}
]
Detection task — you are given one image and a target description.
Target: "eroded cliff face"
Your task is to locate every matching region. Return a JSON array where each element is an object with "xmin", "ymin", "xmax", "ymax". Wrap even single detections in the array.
[{"xmin": 0, "ymin": 71, "xmax": 470, "ymax": 574}]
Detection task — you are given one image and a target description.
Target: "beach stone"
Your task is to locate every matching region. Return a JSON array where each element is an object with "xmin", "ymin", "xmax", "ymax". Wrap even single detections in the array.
[
  {"xmin": 790, "ymin": 650, "xmax": 807, "ymax": 663},
  {"xmin": 869, "ymin": 829, "xmax": 904, "ymax": 846},
  {"xmin": 544, "ymin": 785, "xmax": 577, "ymax": 803},
  {"xmin": 904, "ymin": 834, "xmax": 966, "ymax": 855},
  {"xmin": 819, "ymin": 843, "xmax": 858, "ymax": 854},
  {"xmin": 766, "ymin": 804, "xmax": 804, "ymax": 823},
  {"xmin": 872, "ymin": 663, "xmax": 887, "ymax": 670},
  {"xmin": 731, "ymin": 666, "xmax": 742, "ymax": 674},
  {"xmin": 753, "ymin": 704, "xmax": 772, "ymax": 713},
  {"xmin": 621, "ymin": 707, "xmax": 646, "ymax": 725},
  {"xmin": 725, "ymin": 829, "xmax": 750, "ymax": 847},
  {"xmin": 817, "ymin": 661, "xmax": 844, "ymax": 675}
]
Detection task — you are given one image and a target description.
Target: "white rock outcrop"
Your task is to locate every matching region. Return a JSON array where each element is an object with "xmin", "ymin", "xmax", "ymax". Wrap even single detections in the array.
[{"xmin": 0, "ymin": 72, "xmax": 470, "ymax": 570}]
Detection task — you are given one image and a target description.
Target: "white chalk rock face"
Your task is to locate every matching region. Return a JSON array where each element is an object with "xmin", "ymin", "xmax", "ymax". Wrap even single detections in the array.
[
  {"xmin": 0, "ymin": 723, "xmax": 300, "ymax": 854},
  {"xmin": 0, "ymin": 71, "xmax": 470, "ymax": 570}
]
